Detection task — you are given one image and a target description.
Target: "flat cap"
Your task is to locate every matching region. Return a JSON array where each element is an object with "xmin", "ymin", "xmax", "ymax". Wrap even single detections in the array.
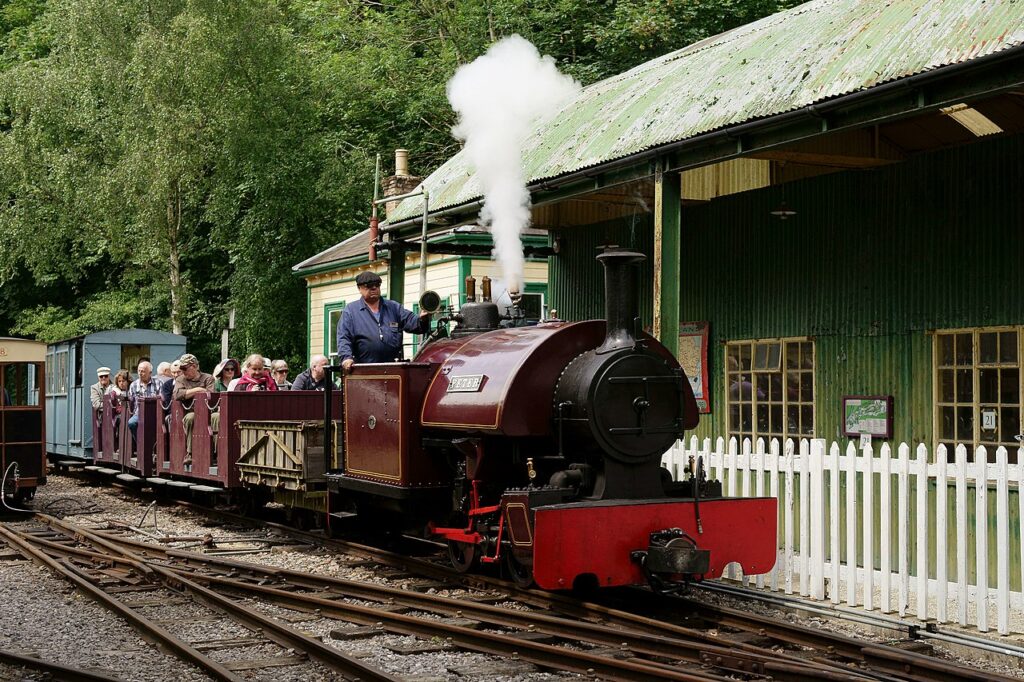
[
  {"xmin": 178, "ymin": 353, "xmax": 199, "ymax": 368},
  {"xmin": 96, "ymin": 367, "xmax": 111, "ymax": 377},
  {"xmin": 355, "ymin": 271, "xmax": 382, "ymax": 287}
]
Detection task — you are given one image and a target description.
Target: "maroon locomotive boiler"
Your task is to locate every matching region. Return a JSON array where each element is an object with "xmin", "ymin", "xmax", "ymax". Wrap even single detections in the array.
[{"xmin": 330, "ymin": 249, "xmax": 777, "ymax": 591}]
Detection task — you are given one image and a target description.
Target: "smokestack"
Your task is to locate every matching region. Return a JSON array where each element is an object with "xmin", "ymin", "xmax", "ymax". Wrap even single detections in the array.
[
  {"xmin": 383, "ymin": 149, "xmax": 423, "ymax": 217},
  {"xmin": 464, "ymin": 275, "xmax": 476, "ymax": 303},
  {"xmin": 481, "ymin": 276, "xmax": 492, "ymax": 303},
  {"xmin": 596, "ymin": 249, "xmax": 646, "ymax": 353}
]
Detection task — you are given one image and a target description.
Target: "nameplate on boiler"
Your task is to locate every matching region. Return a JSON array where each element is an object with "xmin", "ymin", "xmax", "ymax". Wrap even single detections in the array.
[{"xmin": 447, "ymin": 374, "xmax": 484, "ymax": 393}]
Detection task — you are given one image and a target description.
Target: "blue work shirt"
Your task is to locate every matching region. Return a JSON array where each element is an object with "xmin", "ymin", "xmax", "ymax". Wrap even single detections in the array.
[{"xmin": 337, "ymin": 297, "xmax": 427, "ymax": 364}]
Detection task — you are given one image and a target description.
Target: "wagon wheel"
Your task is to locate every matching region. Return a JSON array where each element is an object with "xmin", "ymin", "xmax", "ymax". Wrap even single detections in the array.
[
  {"xmin": 504, "ymin": 550, "xmax": 535, "ymax": 589},
  {"xmin": 447, "ymin": 540, "xmax": 479, "ymax": 573}
]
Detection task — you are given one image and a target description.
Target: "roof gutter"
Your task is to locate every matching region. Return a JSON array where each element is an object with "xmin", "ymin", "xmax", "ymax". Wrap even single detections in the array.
[{"xmin": 385, "ymin": 42, "xmax": 1024, "ymax": 232}]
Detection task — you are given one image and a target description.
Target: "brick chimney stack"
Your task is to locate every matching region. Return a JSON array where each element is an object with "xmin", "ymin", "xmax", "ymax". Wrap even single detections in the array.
[{"xmin": 382, "ymin": 149, "xmax": 423, "ymax": 218}]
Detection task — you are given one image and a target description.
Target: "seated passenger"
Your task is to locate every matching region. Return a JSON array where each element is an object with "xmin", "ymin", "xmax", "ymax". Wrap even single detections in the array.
[
  {"xmin": 159, "ymin": 360, "xmax": 180, "ymax": 407},
  {"xmin": 212, "ymin": 358, "xmax": 239, "ymax": 392},
  {"xmin": 271, "ymin": 360, "xmax": 292, "ymax": 390},
  {"xmin": 91, "ymin": 367, "xmax": 111, "ymax": 427},
  {"xmin": 127, "ymin": 361, "xmax": 161, "ymax": 448},
  {"xmin": 109, "ymin": 370, "xmax": 131, "ymax": 453},
  {"xmin": 291, "ymin": 355, "xmax": 331, "ymax": 391},
  {"xmin": 172, "ymin": 354, "xmax": 218, "ymax": 467},
  {"xmin": 233, "ymin": 354, "xmax": 278, "ymax": 391},
  {"xmin": 154, "ymin": 361, "xmax": 172, "ymax": 388}
]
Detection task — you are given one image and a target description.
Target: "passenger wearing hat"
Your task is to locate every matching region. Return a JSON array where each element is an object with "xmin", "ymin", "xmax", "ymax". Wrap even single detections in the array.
[
  {"xmin": 172, "ymin": 354, "xmax": 218, "ymax": 466},
  {"xmin": 213, "ymin": 358, "xmax": 239, "ymax": 392},
  {"xmin": 90, "ymin": 366, "xmax": 111, "ymax": 413},
  {"xmin": 337, "ymin": 270, "xmax": 431, "ymax": 373}
]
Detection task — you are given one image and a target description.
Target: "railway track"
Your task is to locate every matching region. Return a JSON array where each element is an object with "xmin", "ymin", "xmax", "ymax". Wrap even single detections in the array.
[
  {"xmin": 165, "ymin": 499, "xmax": 1024, "ymax": 682},
  {"xmin": 0, "ymin": 518, "xmax": 394, "ymax": 682},
  {"xmin": 28, "ymin": 470, "xmax": 1022, "ymax": 681},
  {"xmin": 2, "ymin": 507, "xmax": 1014, "ymax": 681}
]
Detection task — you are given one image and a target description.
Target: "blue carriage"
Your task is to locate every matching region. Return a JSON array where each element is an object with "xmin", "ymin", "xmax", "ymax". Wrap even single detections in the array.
[{"xmin": 45, "ymin": 329, "xmax": 186, "ymax": 461}]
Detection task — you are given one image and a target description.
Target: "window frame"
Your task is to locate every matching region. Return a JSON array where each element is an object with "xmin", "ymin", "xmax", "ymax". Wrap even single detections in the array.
[
  {"xmin": 725, "ymin": 337, "xmax": 816, "ymax": 444},
  {"xmin": 933, "ymin": 325, "xmax": 1023, "ymax": 460},
  {"xmin": 323, "ymin": 301, "xmax": 346, "ymax": 362}
]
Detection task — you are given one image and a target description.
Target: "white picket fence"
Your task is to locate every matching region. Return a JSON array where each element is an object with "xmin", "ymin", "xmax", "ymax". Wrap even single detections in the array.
[{"xmin": 662, "ymin": 436, "xmax": 1024, "ymax": 635}]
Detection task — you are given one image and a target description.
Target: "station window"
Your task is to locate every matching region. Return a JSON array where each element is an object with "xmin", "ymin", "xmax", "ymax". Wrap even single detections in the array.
[
  {"xmin": 726, "ymin": 339, "xmax": 815, "ymax": 444},
  {"xmin": 935, "ymin": 327, "xmax": 1022, "ymax": 462},
  {"xmin": 324, "ymin": 302, "xmax": 345, "ymax": 362}
]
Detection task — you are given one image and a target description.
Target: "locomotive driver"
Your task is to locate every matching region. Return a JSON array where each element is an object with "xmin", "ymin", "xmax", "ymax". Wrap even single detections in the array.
[{"xmin": 338, "ymin": 271, "xmax": 431, "ymax": 373}]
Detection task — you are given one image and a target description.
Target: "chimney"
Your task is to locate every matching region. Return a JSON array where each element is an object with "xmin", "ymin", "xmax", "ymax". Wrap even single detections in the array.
[
  {"xmin": 596, "ymin": 248, "xmax": 646, "ymax": 354},
  {"xmin": 383, "ymin": 149, "xmax": 423, "ymax": 217}
]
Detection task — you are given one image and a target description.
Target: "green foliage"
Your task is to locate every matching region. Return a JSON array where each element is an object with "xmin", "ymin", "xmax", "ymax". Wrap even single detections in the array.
[{"xmin": 0, "ymin": 0, "xmax": 797, "ymax": 364}]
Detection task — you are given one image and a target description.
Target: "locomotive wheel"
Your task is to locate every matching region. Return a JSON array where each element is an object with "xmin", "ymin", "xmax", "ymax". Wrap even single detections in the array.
[
  {"xmin": 504, "ymin": 551, "xmax": 535, "ymax": 589},
  {"xmin": 447, "ymin": 540, "xmax": 479, "ymax": 573}
]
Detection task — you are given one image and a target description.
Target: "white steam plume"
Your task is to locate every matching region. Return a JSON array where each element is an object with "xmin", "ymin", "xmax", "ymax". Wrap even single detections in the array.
[{"xmin": 447, "ymin": 36, "xmax": 580, "ymax": 292}]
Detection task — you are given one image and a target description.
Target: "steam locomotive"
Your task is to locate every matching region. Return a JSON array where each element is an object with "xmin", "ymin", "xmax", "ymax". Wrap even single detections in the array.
[{"xmin": 86, "ymin": 249, "xmax": 777, "ymax": 591}]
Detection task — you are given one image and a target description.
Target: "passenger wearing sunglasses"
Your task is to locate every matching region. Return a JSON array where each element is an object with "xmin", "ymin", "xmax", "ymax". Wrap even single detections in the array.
[{"xmin": 271, "ymin": 359, "xmax": 292, "ymax": 390}]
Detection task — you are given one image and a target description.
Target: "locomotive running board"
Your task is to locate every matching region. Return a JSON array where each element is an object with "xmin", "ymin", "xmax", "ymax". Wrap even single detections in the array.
[{"xmin": 530, "ymin": 497, "xmax": 777, "ymax": 590}]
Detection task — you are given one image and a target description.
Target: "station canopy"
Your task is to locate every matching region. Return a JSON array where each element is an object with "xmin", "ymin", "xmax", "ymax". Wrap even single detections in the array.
[{"xmin": 387, "ymin": 0, "xmax": 1024, "ymax": 226}]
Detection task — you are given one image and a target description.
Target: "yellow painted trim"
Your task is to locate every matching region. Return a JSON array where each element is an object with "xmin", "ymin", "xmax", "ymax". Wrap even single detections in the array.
[{"xmin": 505, "ymin": 502, "xmax": 534, "ymax": 546}]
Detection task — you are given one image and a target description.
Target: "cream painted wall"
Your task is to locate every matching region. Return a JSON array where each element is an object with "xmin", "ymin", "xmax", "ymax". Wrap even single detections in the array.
[{"xmin": 305, "ymin": 255, "xmax": 549, "ymax": 362}]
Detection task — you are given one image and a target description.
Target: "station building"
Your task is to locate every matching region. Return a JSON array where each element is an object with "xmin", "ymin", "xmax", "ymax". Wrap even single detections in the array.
[
  {"xmin": 293, "ymin": 157, "xmax": 550, "ymax": 363},
  {"xmin": 382, "ymin": 0, "xmax": 1024, "ymax": 460}
]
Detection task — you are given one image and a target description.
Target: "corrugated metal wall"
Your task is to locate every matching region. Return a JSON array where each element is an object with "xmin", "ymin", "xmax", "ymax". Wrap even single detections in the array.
[
  {"xmin": 549, "ymin": 133, "xmax": 1024, "ymax": 446},
  {"xmin": 549, "ymin": 214, "xmax": 655, "ymax": 327}
]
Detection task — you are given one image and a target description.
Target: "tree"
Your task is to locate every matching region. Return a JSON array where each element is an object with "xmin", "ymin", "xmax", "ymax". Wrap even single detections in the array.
[
  {"xmin": 1, "ymin": 0, "xmax": 802, "ymax": 362},
  {"xmin": 0, "ymin": 0, "xmax": 322, "ymax": 366}
]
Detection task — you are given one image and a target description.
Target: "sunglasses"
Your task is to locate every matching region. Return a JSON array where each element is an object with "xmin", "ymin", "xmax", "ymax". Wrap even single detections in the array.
[{"xmin": 274, "ymin": 369, "xmax": 288, "ymax": 373}]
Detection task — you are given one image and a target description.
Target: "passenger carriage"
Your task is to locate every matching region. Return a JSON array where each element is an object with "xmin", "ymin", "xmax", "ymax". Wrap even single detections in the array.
[
  {"xmin": 47, "ymin": 329, "xmax": 185, "ymax": 462},
  {"xmin": 0, "ymin": 338, "xmax": 47, "ymax": 501}
]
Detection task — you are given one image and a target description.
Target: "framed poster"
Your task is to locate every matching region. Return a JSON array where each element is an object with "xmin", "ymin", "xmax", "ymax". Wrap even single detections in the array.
[
  {"xmin": 842, "ymin": 395, "xmax": 894, "ymax": 438},
  {"xmin": 678, "ymin": 322, "xmax": 710, "ymax": 413}
]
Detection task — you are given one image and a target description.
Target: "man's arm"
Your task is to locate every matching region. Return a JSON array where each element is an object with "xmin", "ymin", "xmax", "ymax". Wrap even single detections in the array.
[
  {"xmin": 292, "ymin": 372, "xmax": 310, "ymax": 391},
  {"xmin": 172, "ymin": 380, "xmax": 188, "ymax": 401},
  {"xmin": 182, "ymin": 374, "xmax": 215, "ymax": 398},
  {"xmin": 90, "ymin": 385, "xmax": 104, "ymax": 409},
  {"xmin": 397, "ymin": 301, "xmax": 430, "ymax": 333}
]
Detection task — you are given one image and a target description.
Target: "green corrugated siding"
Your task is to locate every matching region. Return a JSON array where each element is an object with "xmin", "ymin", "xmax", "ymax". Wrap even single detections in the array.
[
  {"xmin": 680, "ymin": 133, "xmax": 1024, "ymax": 445},
  {"xmin": 549, "ymin": 216, "xmax": 654, "ymax": 327},
  {"xmin": 547, "ymin": 134, "xmax": 1024, "ymax": 589}
]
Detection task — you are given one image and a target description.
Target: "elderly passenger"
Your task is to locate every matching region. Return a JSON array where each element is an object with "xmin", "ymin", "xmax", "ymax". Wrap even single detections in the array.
[
  {"xmin": 127, "ymin": 361, "xmax": 161, "ymax": 446},
  {"xmin": 291, "ymin": 355, "xmax": 331, "ymax": 391},
  {"xmin": 173, "ymin": 354, "xmax": 217, "ymax": 467},
  {"xmin": 271, "ymin": 360, "xmax": 291, "ymax": 390},
  {"xmin": 233, "ymin": 354, "xmax": 278, "ymax": 392}
]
